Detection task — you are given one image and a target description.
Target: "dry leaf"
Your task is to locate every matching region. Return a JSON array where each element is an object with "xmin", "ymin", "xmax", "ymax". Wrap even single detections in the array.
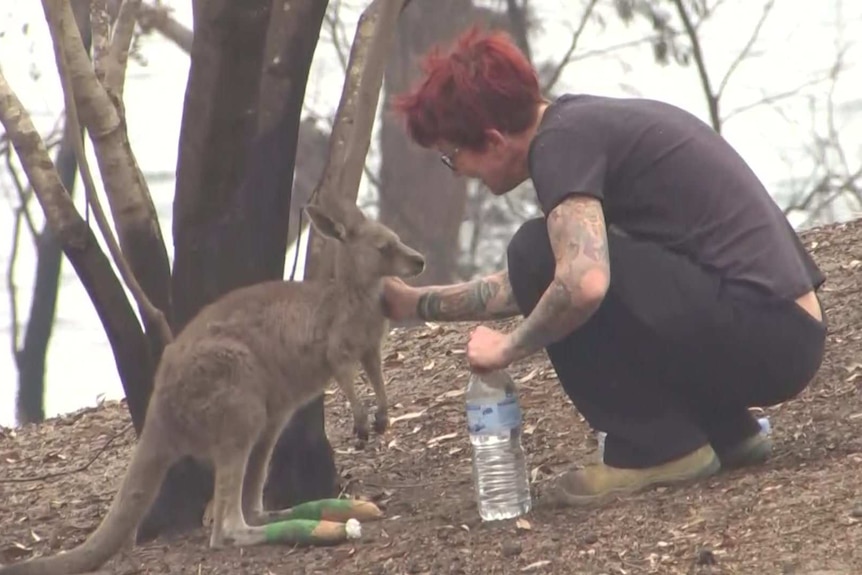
[
  {"xmin": 518, "ymin": 368, "xmax": 539, "ymax": 384},
  {"xmin": 436, "ymin": 389, "xmax": 466, "ymax": 400},
  {"xmin": 428, "ymin": 432, "xmax": 459, "ymax": 446},
  {"xmin": 390, "ymin": 410, "xmax": 426, "ymax": 424},
  {"xmin": 516, "ymin": 518, "xmax": 532, "ymax": 531},
  {"xmin": 521, "ymin": 560, "xmax": 551, "ymax": 571}
]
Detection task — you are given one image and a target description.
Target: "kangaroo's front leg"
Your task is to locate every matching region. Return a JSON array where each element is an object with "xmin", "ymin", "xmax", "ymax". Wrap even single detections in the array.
[
  {"xmin": 360, "ymin": 346, "xmax": 388, "ymax": 435},
  {"xmin": 333, "ymin": 365, "xmax": 369, "ymax": 445}
]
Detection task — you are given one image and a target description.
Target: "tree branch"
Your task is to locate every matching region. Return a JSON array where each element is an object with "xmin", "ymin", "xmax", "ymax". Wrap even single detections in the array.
[
  {"xmin": 108, "ymin": 0, "xmax": 142, "ymax": 97},
  {"xmin": 540, "ymin": 0, "xmax": 599, "ymax": 95},
  {"xmin": 671, "ymin": 0, "xmax": 720, "ymax": 132},
  {"xmin": 304, "ymin": 0, "xmax": 407, "ymax": 278},
  {"xmin": 136, "ymin": 1, "xmax": 193, "ymax": 53},
  {"xmin": 91, "ymin": 0, "xmax": 113, "ymax": 85},
  {"xmin": 5, "ymin": 148, "xmax": 40, "ymax": 238},
  {"xmin": 46, "ymin": 0, "xmax": 173, "ymax": 347},
  {"xmin": 0, "ymin": 63, "xmax": 155, "ymax": 432},
  {"xmin": 715, "ymin": 0, "xmax": 775, "ymax": 100},
  {"xmin": 308, "ymin": 0, "xmax": 404, "ymax": 213},
  {"xmin": 43, "ymin": 0, "xmax": 174, "ymax": 352},
  {"xmin": 7, "ymin": 209, "xmax": 23, "ymax": 367}
]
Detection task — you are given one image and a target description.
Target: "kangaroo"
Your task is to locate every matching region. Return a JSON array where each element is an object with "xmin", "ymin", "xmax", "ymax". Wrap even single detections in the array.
[{"xmin": 0, "ymin": 204, "xmax": 425, "ymax": 575}]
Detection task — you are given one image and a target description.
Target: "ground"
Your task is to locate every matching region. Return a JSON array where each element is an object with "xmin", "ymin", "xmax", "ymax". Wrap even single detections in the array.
[{"xmin": 2, "ymin": 220, "xmax": 862, "ymax": 575}]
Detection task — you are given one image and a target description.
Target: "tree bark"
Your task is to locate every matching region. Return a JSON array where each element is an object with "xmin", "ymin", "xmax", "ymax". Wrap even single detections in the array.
[
  {"xmin": 378, "ymin": 0, "xmax": 476, "ymax": 285},
  {"xmin": 378, "ymin": 0, "xmax": 511, "ymax": 285},
  {"xmin": 45, "ymin": 0, "xmax": 174, "ymax": 370},
  {"xmin": 0, "ymin": 71, "xmax": 152, "ymax": 433},
  {"xmin": 138, "ymin": 0, "xmax": 332, "ymax": 541},
  {"xmin": 15, "ymin": 110, "xmax": 78, "ymax": 425},
  {"xmin": 304, "ymin": 0, "xmax": 407, "ymax": 282},
  {"xmin": 15, "ymin": 0, "xmax": 92, "ymax": 426}
]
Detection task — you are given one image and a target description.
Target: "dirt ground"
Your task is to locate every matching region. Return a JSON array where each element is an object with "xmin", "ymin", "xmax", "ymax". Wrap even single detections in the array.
[{"xmin": 3, "ymin": 220, "xmax": 862, "ymax": 575}]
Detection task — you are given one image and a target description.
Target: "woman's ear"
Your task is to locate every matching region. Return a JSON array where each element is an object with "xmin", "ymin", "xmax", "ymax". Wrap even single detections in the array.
[{"xmin": 484, "ymin": 129, "xmax": 506, "ymax": 150}]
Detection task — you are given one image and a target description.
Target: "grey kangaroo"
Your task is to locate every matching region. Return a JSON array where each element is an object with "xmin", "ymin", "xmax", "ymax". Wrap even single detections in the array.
[{"xmin": 0, "ymin": 204, "xmax": 425, "ymax": 575}]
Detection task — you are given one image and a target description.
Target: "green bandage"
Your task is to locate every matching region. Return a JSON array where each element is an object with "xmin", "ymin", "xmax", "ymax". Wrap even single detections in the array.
[
  {"xmin": 284, "ymin": 498, "xmax": 383, "ymax": 522},
  {"xmin": 263, "ymin": 518, "xmax": 361, "ymax": 545}
]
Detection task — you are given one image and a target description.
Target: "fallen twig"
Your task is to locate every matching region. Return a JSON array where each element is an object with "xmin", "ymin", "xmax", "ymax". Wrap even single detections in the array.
[{"xmin": 0, "ymin": 423, "xmax": 133, "ymax": 484}]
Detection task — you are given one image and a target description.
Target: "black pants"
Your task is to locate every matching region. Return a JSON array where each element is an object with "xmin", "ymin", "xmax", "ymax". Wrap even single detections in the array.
[{"xmin": 506, "ymin": 218, "xmax": 827, "ymax": 468}]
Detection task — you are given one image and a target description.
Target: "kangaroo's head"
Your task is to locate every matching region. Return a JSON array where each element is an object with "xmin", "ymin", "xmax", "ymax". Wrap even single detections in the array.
[{"xmin": 305, "ymin": 204, "xmax": 426, "ymax": 281}]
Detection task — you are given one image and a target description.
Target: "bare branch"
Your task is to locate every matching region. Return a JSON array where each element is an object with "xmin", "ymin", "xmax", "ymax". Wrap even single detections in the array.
[
  {"xmin": 108, "ymin": 0, "xmax": 142, "ymax": 97},
  {"xmin": 715, "ymin": 0, "xmax": 775, "ymax": 100},
  {"xmin": 91, "ymin": 0, "xmax": 112, "ymax": 84},
  {"xmin": 540, "ymin": 0, "xmax": 599, "ymax": 95},
  {"xmin": 0, "ymin": 423, "xmax": 133, "ymax": 484},
  {"xmin": 7, "ymin": 209, "xmax": 23, "ymax": 367},
  {"xmin": 325, "ymin": 0, "xmax": 351, "ymax": 72},
  {"xmin": 304, "ymin": 0, "xmax": 407, "ymax": 279},
  {"xmin": 313, "ymin": 0, "xmax": 405, "ymax": 212},
  {"xmin": 671, "ymin": 0, "xmax": 720, "ymax": 132},
  {"xmin": 722, "ymin": 73, "xmax": 834, "ymax": 123},
  {"xmin": 136, "ymin": 1, "xmax": 193, "ymax": 53},
  {"xmin": 5, "ymin": 147, "xmax": 40, "ymax": 238},
  {"xmin": 45, "ymin": 0, "xmax": 173, "ymax": 346}
]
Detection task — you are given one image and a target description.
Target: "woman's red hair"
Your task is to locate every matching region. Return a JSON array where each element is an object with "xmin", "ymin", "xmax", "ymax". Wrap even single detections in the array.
[{"xmin": 392, "ymin": 26, "xmax": 542, "ymax": 151}]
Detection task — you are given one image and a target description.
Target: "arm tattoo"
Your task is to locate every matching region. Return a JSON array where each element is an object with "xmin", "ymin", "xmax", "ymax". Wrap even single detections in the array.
[
  {"xmin": 506, "ymin": 195, "xmax": 610, "ymax": 360},
  {"xmin": 416, "ymin": 270, "xmax": 521, "ymax": 322}
]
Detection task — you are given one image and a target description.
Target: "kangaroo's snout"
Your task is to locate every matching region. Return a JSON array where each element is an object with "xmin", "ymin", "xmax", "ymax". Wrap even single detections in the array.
[
  {"xmin": 408, "ymin": 253, "xmax": 425, "ymax": 274},
  {"xmin": 399, "ymin": 248, "xmax": 425, "ymax": 278}
]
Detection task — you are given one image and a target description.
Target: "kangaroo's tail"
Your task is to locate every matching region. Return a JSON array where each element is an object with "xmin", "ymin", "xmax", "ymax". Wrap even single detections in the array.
[{"xmin": 0, "ymin": 418, "xmax": 179, "ymax": 575}]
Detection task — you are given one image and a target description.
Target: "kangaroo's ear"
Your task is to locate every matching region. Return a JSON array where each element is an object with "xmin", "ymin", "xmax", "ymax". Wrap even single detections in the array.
[{"xmin": 305, "ymin": 205, "xmax": 347, "ymax": 242}]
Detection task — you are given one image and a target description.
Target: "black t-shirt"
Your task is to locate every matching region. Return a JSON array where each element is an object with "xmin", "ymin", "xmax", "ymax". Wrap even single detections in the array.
[{"xmin": 528, "ymin": 94, "xmax": 824, "ymax": 301}]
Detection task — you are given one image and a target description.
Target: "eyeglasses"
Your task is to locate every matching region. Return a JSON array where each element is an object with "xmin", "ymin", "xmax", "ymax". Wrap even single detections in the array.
[{"xmin": 440, "ymin": 147, "xmax": 460, "ymax": 171}]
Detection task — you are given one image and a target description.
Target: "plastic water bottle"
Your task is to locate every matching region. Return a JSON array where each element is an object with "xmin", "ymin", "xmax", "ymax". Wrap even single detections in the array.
[
  {"xmin": 596, "ymin": 417, "xmax": 772, "ymax": 461},
  {"xmin": 465, "ymin": 369, "xmax": 532, "ymax": 521}
]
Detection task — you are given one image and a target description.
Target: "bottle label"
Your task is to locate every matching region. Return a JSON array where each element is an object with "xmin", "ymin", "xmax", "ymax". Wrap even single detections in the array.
[{"xmin": 466, "ymin": 394, "xmax": 521, "ymax": 434}]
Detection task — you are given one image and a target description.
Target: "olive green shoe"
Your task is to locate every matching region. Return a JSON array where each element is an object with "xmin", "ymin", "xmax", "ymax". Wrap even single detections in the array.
[
  {"xmin": 539, "ymin": 444, "xmax": 721, "ymax": 508},
  {"xmin": 717, "ymin": 432, "xmax": 773, "ymax": 469}
]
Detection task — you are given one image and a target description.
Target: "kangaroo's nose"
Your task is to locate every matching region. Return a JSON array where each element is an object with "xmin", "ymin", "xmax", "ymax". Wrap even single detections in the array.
[{"xmin": 410, "ymin": 254, "xmax": 426, "ymax": 273}]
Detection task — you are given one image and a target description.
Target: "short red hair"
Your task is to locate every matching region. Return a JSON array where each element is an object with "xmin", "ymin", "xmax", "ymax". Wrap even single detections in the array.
[{"xmin": 392, "ymin": 26, "xmax": 542, "ymax": 151}]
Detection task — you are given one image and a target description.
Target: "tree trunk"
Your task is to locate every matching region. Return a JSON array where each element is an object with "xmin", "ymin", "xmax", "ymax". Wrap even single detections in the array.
[
  {"xmin": 137, "ymin": 0, "xmax": 332, "ymax": 541},
  {"xmin": 379, "ymin": 0, "xmax": 507, "ymax": 286},
  {"xmin": 15, "ymin": 0, "xmax": 92, "ymax": 426},
  {"xmin": 15, "ymin": 123, "xmax": 77, "ymax": 425},
  {"xmin": 0, "ymin": 72, "xmax": 153, "ymax": 434}
]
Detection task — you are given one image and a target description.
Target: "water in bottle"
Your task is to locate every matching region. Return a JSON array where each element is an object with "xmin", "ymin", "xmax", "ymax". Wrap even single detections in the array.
[{"xmin": 465, "ymin": 369, "xmax": 532, "ymax": 521}]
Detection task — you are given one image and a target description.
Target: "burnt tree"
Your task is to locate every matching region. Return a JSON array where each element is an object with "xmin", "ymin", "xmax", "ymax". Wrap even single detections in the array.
[{"xmin": 138, "ymin": 0, "xmax": 332, "ymax": 539}]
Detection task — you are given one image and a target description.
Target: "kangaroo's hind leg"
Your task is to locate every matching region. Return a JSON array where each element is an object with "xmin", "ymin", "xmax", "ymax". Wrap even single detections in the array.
[
  {"xmin": 242, "ymin": 424, "xmax": 284, "ymax": 526},
  {"xmin": 209, "ymin": 442, "xmax": 254, "ymax": 549}
]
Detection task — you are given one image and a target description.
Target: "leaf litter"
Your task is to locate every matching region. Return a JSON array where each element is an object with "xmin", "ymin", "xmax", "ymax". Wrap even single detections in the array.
[{"xmin": 3, "ymin": 221, "xmax": 862, "ymax": 573}]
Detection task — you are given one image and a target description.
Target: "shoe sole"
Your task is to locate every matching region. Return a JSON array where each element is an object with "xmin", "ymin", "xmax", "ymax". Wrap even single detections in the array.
[
  {"xmin": 720, "ymin": 434, "xmax": 773, "ymax": 470},
  {"xmin": 541, "ymin": 455, "xmax": 721, "ymax": 509}
]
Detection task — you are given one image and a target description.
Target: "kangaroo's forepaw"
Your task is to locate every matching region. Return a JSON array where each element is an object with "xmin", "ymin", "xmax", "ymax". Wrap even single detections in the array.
[{"xmin": 373, "ymin": 411, "xmax": 389, "ymax": 434}]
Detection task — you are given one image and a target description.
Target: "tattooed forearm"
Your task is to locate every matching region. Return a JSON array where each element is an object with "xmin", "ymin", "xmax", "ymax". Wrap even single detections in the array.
[
  {"xmin": 505, "ymin": 195, "xmax": 610, "ymax": 360},
  {"xmin": 416, "ymin": 270, "xmax": 521, "ymax": 322}
]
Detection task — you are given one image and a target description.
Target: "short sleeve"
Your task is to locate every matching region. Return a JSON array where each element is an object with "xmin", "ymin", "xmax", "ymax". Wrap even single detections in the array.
[{"xmin": 528, "ymin": 127, "xmax": 607, "ymax": 216}]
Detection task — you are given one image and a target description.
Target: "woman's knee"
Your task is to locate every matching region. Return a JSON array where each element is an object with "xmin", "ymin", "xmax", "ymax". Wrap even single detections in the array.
[{"xmin": 506, "ymin": 218, "xmax": 555, "ymax": 315}]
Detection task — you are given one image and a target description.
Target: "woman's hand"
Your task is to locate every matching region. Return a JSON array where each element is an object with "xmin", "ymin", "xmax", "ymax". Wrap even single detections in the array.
[
  {"xmin": 466, "ymin": 325, "xmax": 515, "ymax": 373},
  {"xmin": 381, "ymin": 277, "xmax": 420, "ymax": 321}
]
